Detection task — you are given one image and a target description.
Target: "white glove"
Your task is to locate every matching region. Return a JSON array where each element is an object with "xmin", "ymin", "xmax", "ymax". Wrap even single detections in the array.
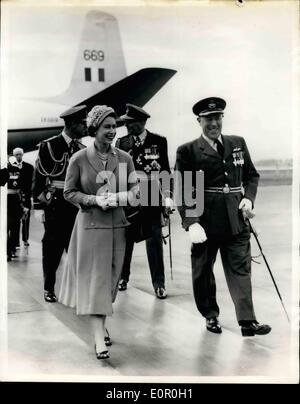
[
  {"xmin": 164, "ymin": 197, "xmax": 173, "ymax": 208},
  {"xmin": 116, "ymin": 191, "xmax": 128, "ymax": 205},
  {"xmin": 165, "ymin": 197, "xmax": 174, "ymax": 208},
  {"xmin": 106, "ymin": 193, "xmax": 118, "ymax": 207},
  {"xmin": 164, "ymin": 197, "xmax": 174, "ymax": 214},
  {"xmin": 96, "ymin": 195, "xmax": 110, "ymax": 211},
  {"xmin": 188, "ymin": 223, "xmax": 207, "ymax": 244},
  {"xmin": 239, "ymin": 198, "xmax": 255, "ymax": 219},
  {"xmin": 23, "ymin": 207, "xmax": 29, "ymax": 214}
]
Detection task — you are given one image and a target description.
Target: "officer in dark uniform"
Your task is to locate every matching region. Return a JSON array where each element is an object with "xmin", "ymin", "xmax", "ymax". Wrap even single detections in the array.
[
  {"xmin": 7, "ymin": 160, "xmax": 24, "ymax": 260},
  {"xmin": 0, "ymin": 167, "xmax": 9, "ymax": 186},
  {"xmin": 175, "ymin": 97, "xmax": 271, "ymax": 336},
  {"xmin": 116, "ymin": 104, "xmax": 173, "ymax": 299},
  {"xmin": 33, "ymin": 105, "xmax": 87, "ymax": 302},
  {"xmin": 11, "ymin": 148, "xmax": 34, "ymax": 247}
]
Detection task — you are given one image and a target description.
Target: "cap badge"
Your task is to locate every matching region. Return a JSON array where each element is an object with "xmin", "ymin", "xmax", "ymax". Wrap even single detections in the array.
[{"xmin": 208, "ymin": 101, "xmax": 216, "ymax": 109}]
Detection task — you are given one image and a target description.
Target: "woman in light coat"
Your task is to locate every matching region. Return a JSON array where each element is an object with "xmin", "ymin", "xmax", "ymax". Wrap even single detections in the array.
[{"xmin": 59, "ymin": 105, "xmax": 138, "ymax": 359}]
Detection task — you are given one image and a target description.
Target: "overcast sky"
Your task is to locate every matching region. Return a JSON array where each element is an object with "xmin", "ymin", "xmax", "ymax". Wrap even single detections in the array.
[{"xmin": 3, "ymin": 0, "xmax": 298, "ymax": 165}]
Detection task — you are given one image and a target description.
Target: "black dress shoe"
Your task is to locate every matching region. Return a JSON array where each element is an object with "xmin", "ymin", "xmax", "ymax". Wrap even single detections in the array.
[
  {"xmin": 44, "ymin": 291, "xmax": 57, "ymax": 303},
  {"xmin": 155, "ymin": 287, "xmax": 167, "ymax": 299},
  {"xmin": 118, "ymin": 279, "xmax": 128, "ymax": 291},
  {"xmin": 94, "ymin": 344, "xmax": 110, "ymax": 360},
  {"xmin": 104, "ymin": 328, "xmax": 112, "ymax": 346},
  {"xmin": 206, "ymin": 317, "xmax": 222, "ymax": 334},
  {"xmin": 241, "ymin": 321, "xmax": 271, "ymax": 336}
]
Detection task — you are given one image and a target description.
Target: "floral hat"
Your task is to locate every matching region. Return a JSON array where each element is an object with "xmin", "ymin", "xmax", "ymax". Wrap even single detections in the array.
[{"xmin": 86, "ymin": 105, "xmax": 116, "ymax": 129}]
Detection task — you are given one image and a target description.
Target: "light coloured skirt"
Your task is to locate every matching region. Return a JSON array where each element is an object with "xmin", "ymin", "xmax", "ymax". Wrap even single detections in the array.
[{"xmin": 58, "ymin": 212, "xmax": 126, "ymax": 315}]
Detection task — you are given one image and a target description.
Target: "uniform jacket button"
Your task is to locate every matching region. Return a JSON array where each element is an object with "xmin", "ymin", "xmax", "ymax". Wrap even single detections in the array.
[{"xmin": 224, "ymin": 172, "xmax": 228, "ymax": 176}]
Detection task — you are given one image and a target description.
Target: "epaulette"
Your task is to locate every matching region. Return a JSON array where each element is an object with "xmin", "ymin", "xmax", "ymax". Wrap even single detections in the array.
[
  {"xmin": 37, "ymin": 135, "xmax": 58, "ymax": 149},
  {"xmin": 118, "ymin": 135, "xmax": 133, "ymax": 147},
  {"xmin": 42, "ymin": 135, "xmax": 59, "ymax": 143}
]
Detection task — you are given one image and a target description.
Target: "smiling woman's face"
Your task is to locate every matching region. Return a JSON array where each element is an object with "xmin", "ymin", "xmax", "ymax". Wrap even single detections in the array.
[{"xmin": 95, "ymin": 116, "xmax": 117, "ymax": 146}]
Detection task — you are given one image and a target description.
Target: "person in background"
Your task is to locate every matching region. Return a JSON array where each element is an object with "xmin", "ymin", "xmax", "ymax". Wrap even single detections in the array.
[
  {"xmin": 0, "ymin": 167, "xmax": 9, "ymax": 186},
  {"xmin": 7, "ymin": 159, "xmax": 23, "ymax": 260},
  {"xmin": 116, "ymin": 104, "xmax": 173, "ymax": 299},
  {"xmin": 11, "ymin": 148, "xmax": 34, "ymax": 248}
]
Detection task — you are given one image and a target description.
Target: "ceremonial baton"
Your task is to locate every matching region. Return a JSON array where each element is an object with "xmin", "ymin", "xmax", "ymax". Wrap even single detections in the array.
[
  {"xmin": 248, "ymin": 219, "xmax": 290, "ymax": 322},
  {"xmin": 22, "ymin": 212, "xmax": 29, "ymax": 242},
  {"xmin": 161, "ymin": 209, "xmax": 174, "ymax": 280},
  {"xmin": 168, "ymin": 212, "xmax": 173, "ymax": 280}
]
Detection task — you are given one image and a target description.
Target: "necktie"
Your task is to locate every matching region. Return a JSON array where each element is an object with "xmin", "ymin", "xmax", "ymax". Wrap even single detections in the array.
[
  {"xmin": 215, "ymin": 139, "xmax": 224, "ymax": 157},
  {"xmin": 69, "ymin": 140, "xmax": 80, "ymax": 155}
]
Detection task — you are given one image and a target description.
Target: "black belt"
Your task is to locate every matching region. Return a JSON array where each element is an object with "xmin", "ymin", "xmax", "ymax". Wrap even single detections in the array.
[{"xmin": 204, "ymin": 186, "xmax": 242, "ymax": 194}]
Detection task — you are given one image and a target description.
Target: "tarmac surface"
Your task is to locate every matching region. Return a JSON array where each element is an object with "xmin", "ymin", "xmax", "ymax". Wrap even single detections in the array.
[{"xmin": 3, "ymin": 184, "xmax": 298, "ymax": 382}]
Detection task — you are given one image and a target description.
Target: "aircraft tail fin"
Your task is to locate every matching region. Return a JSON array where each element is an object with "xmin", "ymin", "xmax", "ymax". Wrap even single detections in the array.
[{"xmin": 49, "ymin": 11, "xmax": 127, "ymax": 105}]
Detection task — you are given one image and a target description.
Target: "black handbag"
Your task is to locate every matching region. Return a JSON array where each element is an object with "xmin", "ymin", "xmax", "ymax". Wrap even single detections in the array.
[{"xmin": 125, "ymin": 205, "xmax": 153, "ymax": 243}]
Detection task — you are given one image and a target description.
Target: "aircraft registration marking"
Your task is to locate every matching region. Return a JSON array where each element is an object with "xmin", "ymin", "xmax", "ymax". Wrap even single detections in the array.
[
  {"xmin": 83, "ymin": 50, "xmax": 104, "ymax": 61},
  {"xmin": 41, "ymin": 117, "xmax": 59, "ymax": 123}
]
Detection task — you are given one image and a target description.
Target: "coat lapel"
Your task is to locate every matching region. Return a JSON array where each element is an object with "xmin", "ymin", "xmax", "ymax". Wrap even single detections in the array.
[
  {"xmin": 86, "ymin": 144, "xmax": 118, "ymax": 179},
  {"xmin": 142, "ymin": 130, "xmax": 152, "ymax": 148},
  {"xmin": 58, "ymin": 133, "xmax": 70, "ymax": 153},
  {"xmin": 197, "ymin": 135, "xmax": 220, "ymax": 159},
  {"xmin": 86, "ymin": 144, "xmax": 103, "ymax": 174},
  {"xmin": 125, "ymin": 135, "xmax": 135, "ymax": 151},
  {"xmin": 106, "ymin": 146, "xmax": 118, "ymax": 174},
  {"xmin": 50, "ymin": 134, "xmax": 69, "ymax": 160},
  {"xmin": 222, "ymin": 135, "xmax": 233, "ymax": 160}
]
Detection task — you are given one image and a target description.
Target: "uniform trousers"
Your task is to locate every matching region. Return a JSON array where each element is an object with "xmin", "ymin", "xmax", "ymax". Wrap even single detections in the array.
[
  {"xmin": 7, "ymin": 194, "xmax": 22, "ymax": 256},
  {"xmin": 14, "ymin": 209, "xmax": 31, "ymax": 245},
  {"xmin": 21, "ymin": 211, "xmax": 31, "ymax": 243},
  {"xmin": 191, "ymin": 224, "xmax": 257, "ymax": 323},
  {"xmin": 42, "ymin": 193, "xmax": 78, "ymax": 293},
  {"xmin": 121, "ymin": 223, "xmax": 165, "ymax": 290}
]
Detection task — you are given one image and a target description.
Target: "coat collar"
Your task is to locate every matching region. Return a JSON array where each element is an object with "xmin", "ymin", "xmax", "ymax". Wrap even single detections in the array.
[
  {"xmin": 86, "ymin": 143, "xmax": 118, "ymax": 177},
  {"xmin": 197, "ymin": 135, "xmax": 219, "ymax": 158},
  {"xmin": 196, "ymin": 134, "xmax": 232, "ymax": 160},
  {"xmin": 129, "ymin": 129, "xmax": 151, "ymax": 148},
  {"xmin": 142, "ymin": 130, "xmax": 154, "ymax": 148},
  {"xmin": 55, "ymin": 133, "xmax": 69, "ymax": 154}
]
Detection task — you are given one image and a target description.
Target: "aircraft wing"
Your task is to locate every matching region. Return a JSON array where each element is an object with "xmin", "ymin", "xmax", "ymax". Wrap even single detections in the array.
[
  {"xmin": 8, "ymin": 67, "xmax": 176, "ymax": 153},
  {"xmin": 75, "ymin": 67, "xmax": 177, "ymax": 115},
  {"xmin": 8, "ymin": 126, "xmax": 64, "ymax": 155}
]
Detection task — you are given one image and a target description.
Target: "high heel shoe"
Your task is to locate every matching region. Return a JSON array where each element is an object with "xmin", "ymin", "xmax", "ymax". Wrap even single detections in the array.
[
  {"xmin": 104, "ymin": 328, "xmax": 112, "ymax": 346},
  {"xmin": 94, "ymin": 344, "xmax": 110, "ymax": 360}
]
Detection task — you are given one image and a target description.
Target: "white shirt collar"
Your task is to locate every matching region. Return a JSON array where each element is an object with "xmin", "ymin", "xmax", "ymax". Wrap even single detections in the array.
[
  {"xmin": 202, "ymin": 133, "xmax": 222, "ymax": 151},
  {"xmin": 62, "ymin": 130, "xmax": 73, "ymax": 145}
]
